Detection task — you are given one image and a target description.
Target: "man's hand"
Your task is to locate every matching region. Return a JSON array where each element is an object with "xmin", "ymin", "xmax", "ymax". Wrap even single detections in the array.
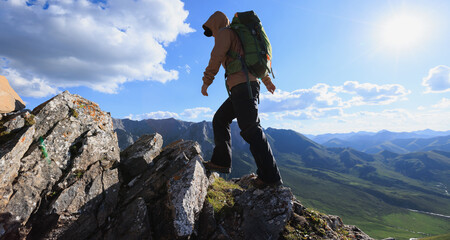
[
  {"xmin": 201, "ymin": 83, "xmax": 209, "ymax": 96},
  {"xmin": 265, "ymin": 81, "xmax": 276, "ymax": 94}
]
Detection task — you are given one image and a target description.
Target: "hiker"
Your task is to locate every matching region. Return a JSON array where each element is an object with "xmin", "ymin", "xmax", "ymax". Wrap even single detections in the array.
[{"xmin": 201, "ymin": 11, "xmax": 282, "ymax": 188}]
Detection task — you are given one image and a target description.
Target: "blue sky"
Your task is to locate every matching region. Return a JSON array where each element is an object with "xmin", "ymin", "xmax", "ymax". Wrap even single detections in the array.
[{"xmin": 1, "ymin": 0, "xmax": 449, "ymax": 134}]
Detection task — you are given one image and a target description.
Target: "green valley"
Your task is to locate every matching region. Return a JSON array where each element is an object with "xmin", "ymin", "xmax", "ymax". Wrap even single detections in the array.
[{"xmin": 113, "ymin": 118, "xmax": 450, "ymax": 239}]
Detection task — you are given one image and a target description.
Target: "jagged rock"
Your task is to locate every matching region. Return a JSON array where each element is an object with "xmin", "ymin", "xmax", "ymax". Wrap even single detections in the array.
[
  {"xmin": 0, "ymin": 91, "xmax": 120, "ymax": 239},
  {"xmin": 236, "ymin": 175, "xmax": 293, "ymax": 240},
  {"xmin": 0, "ymin": 110, "xmax": 33, "ymax": 133},
  {"xmin": 106, "ymin": 139, "xmax": 209, "ymax": 239},
  {"xmin": 168, "ymin": 154, "xmax": 209, "ymax": 237},
  {"xmin": 104, "ymin": 197, "xmax": 151, "ymax": 240},
  {"xmin": 198, "ymin": 200, "xmax": 217, "ymax": 239},
  {"xmin": 0, "ymin": 124, "xmax": 35, "ymax": 210},
  {"xmin": 200, "ymin": 174, "xmax": 293, "ymax": 240},
  {"xmin": 0, "ymin": 212, "xmax": 20, "ymax": 239},
  {"xmin": 0, "ymin": 75, "xmax": 25, "ymax": 114},
  {"xmin": 282, "ymin": 199, "xmax": 373, "ymax": 240},
  {"xmin": 120, "ymin": 133, "xmax": 163, "ymax": 180},
  {"xmin": 344, "ymin": 225, "xmax": 374, "ymax": 240},
  {"xmin": 325, "ymin": 215, "xmax": 344, "ymax": 230},
  {"xmin": 200, "ymin": 174, "xmax": 373, "ymax": 240}
]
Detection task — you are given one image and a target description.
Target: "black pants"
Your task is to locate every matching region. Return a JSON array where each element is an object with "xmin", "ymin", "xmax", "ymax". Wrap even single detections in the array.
[{"xmin": 211, "ymin": 81, "xmax": 282, "ymax": 184}]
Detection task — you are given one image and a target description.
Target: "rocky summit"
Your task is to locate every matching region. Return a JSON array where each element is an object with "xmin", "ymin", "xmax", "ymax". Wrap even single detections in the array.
[{"xmin": 0, "ymin": 91, "xmax": 372, "ymax": 239}]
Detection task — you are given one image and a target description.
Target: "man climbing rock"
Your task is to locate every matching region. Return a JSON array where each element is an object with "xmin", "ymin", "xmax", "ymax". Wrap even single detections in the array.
[{"xmin": 201, "ymin": 11, "xmax": 282, "ymax": 188}]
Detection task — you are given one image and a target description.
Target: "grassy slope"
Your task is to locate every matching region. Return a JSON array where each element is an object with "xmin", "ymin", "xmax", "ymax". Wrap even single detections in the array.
[
  {"xmin": 279, "ymin": 164, "xmax": 450, "ymax": 240},
  {"xmin": 380, "ymin": 212, "xmax": 450, "ymax": 239},
  {"xmin": 420, "ymin": 233, "xmax": 450, "ymax": 240}
]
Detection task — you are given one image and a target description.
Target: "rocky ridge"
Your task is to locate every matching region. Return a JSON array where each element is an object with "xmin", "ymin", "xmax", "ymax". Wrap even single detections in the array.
[{"xmin": 0, "ymin": 91, "xmax": 372, "ymax": 239}]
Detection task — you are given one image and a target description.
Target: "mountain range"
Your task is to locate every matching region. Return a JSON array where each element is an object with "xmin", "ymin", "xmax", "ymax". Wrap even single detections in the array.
[
  {"xmin": 113, "ymin": 118, "xmax": 450, "ymax": 240},
  {"xmin": 307, "ymin": 129, "xmax": 450, "ymax": 143},
  {"xmin": 307, "ymin": 130, "xmax": 450, "ymax": 154}
]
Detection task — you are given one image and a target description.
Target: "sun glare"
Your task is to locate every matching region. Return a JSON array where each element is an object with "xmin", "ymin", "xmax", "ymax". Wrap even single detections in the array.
[{"xmin": 380, "ymin": 14, "xmax": 426, "ymax": 49}]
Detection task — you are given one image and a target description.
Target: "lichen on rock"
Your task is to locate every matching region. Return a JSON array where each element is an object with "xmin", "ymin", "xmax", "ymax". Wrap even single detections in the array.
[
  {"xmin": 0, "ymin": 91, "xmax": 120, "ymax": 239},
  {"xmin": 168, "ymin": 155, "xmax": 209, "ymax": 237}
]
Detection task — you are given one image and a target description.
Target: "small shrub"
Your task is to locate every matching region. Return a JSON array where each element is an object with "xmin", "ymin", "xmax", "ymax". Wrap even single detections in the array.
[
  {"xmin": 69, "ymin": 142, "xmax": 83, "ymax": 156},
  {"xmin": 25, "ymin": 114, "xmax": 36, "ymax": 126},
  {"xmin": 282, "ymin": 221, "xmax": 304, "ymax": 240},
  {"xmin": 0, "ymin": 130, "xmax": 10, "ymax": 137},
  {"xmin": 73, "ymin": 169, "xmax": 85, "ymax": 179},
  {"xmin": 0, "ymin": 129, "xmax": 12, "ymax": 145},
  {"xmin": 304, "ymin": 209, "xmax": 328, "ymax": 237},
  {"xmin": 70, "ymin": 108, "xmax": 79, "ymax": 118}
]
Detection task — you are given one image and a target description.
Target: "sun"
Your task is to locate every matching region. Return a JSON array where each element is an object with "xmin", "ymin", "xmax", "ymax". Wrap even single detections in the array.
[{"xmin": 379, "ymin": 14, "xmax": 426, "ymax": 49}]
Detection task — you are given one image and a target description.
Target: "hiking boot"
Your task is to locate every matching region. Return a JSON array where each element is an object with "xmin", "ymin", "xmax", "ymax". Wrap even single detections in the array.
[
  {"xmin": 202, "ymin": 161, "xmax": 231, "ymax": 174},
  {"xmin": 252, "ymin": 177, "xmax": 283, "ymax": 189}
]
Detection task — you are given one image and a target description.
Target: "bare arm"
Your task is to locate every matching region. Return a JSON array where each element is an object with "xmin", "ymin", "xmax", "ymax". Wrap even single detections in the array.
[{"xmin": 262, "ymin": 75, "xmax": 276, "ymax": 94}]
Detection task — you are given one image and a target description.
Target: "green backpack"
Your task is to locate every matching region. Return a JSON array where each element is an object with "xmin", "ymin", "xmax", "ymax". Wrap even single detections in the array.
[{"xmin": 226, "ymin": 11, "xmax": 274, "ymax": 98}]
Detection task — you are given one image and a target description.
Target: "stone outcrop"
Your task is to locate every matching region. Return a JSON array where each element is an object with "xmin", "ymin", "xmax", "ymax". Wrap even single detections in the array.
[
  {"xmin": 108, "ymin": 139, "xmax": 210, "ymax": 239},
  {"xmin": 199, "ymin": 174, "xmax": 373, "ymax": 240},
  {"xmin": 120, "ymin": 133, "xmax": 163, "ymax": 180},
  {"xmin": 0, "ymin": 75, "xmax": 25, "ymax": 114},
  {"xmin": 198, "ymin": 174, "xmax": 293, "ymax": 240},
  {"xmin": 0, "ymin": 91, "xmax": 120, "ymax": 239},
  {"xmin": 0, "ymin": 91, "xmax": 373, "ymax": 240}
]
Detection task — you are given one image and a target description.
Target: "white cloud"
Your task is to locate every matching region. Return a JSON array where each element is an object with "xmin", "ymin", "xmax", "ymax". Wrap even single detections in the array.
[
  {"xmin": 2, "ymin": 68, "xmax": 59, "ymax": 98},
  {"xmin": 260, "ymin": 83, "xmax": 342, "ymax": 112},
  {"xmin": 259, "ymin": 112, "xmax": 269, "ymax": 120},
  {"xmin": 124, "ymin": 107, "xmax": 212, "ymax": 121},
  {"xmin": 335, "ymin": 81, "xmax": 410, "ymax": 105},
  {"xmin": 127, "ymin": 111, "xmax": 180, "ymax": 120},
  {"xmin": 272, "ymin": 108, "xmax": 450, "ymax": 135},
  {"xmin": 0, "ymin": 0, "xmax": 194, "ymax": 97},
  {"xmin": 422, "ymin": 65, "xmax": 450, "ymax": 93},
  {"xmin": 432, "ymin": 98, "xmax": 450, "ymax": 109},
  {"xmin": 184, "ymin": 64, "xmax": 191, "ymax": 74},
  {"xmin": 260, "ymin": 81, "xmax": 410, "ymax": 114},
  {"xmin": 275, "ymin": 108, "xmax": 343, "ymax": 120},
  {"xmin": 351, "ymin": 108, "xmax": 444, "ymax": 131},
  {"xmin": 180, "ymin": 107, "xmax": 212, "ymax": 119},
  {"xmin": 124, "ymin": 114, "xmax": 133, "ymax": 120}
]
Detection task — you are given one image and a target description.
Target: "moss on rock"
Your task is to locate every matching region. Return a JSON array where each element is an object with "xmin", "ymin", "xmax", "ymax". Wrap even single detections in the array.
[
  {"xmin": 25, "ymin": 114, "xmax": 36, "ymax": 126},
  {"xmin": 70, "ymin": 108, "xmax": 79, "ymax": 118},
  {"xmin": 206, "ymin": 176, "xmax": 242, "ymax": 219},
  {"xmin": 0, "ymin": 128, "xmax": 12, "ymax": 145}
]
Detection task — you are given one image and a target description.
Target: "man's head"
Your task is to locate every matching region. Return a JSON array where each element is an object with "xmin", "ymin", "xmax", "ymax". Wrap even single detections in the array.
[
  {"xmin": 203, "ymin": 25, "xmax": 212, "ymax": 37},
  {"xmin": 202, "ymin": 11, "xmax": 230, "ymax": 37}
]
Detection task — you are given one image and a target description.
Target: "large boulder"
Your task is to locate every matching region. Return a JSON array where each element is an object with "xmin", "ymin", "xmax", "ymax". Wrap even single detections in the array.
[
  {"xmin": 198, "ymin": 174, "xmax": 374, "ymax": 240},
  {"xmin": 106, "ymin": 139, "xmax": 210, "ymax": 240},
  {"xmin": 120, "ymin": 133, "xmax": 163, "ymax": 180},
  {"xmin": 198, "ymin": 174, "xmax": 294, "ymax": 240},
  {"xmin": 0, "ymin": 91, "xmax": 120, "ymax": 239},
  {"xmin": 0, "ymin": 75, "xmax": 25, "ymax": 113}
]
